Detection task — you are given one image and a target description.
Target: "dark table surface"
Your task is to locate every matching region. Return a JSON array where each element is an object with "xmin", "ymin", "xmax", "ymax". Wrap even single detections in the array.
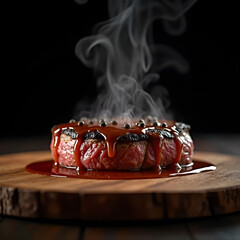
[{"xmin": 0, "ymin": 133, "xmax": 240, "ymax": 240}]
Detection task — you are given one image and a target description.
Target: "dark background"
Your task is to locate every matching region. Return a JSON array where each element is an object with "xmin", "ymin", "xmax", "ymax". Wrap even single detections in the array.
[{"xmin": 2, "ymin": 0, "xmax": 239, "ymax": 138}]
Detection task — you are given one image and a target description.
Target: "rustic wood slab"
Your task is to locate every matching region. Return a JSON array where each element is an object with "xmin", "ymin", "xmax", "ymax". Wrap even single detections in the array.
[{"xmin": 0, "ymin": 151, "xmax": 239, "ymax": 220}]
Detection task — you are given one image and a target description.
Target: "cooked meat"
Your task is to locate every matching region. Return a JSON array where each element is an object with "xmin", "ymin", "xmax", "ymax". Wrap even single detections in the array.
[{"xmin": 50, "ymin": 119, "xmax": 194, "ymax": 171}]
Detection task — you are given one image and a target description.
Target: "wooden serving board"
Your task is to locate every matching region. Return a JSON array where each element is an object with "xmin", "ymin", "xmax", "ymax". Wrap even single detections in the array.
[{"xmin": 0, "ymin": 151, "xmax": 239, "ymax": 220}]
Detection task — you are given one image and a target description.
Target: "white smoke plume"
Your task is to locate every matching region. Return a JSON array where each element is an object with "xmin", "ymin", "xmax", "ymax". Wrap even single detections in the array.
[{"xmin": 75, "ymin": 0, "xmax": 196, "ymax": 121}]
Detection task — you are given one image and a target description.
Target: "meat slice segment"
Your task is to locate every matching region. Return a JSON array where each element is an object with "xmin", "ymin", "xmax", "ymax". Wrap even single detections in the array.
[{"xmin": 80, "ymin": 140, "xmax": 147, "ymax": 170}]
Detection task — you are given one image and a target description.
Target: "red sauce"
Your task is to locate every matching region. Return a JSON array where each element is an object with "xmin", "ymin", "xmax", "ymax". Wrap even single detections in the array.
[
  {"xmin": 73, "ymin": 139, "xmax": 83, "ymax": 170},
  {"xmin": 51, "ymin": 120, "xmax": 185, "ymax": 170},
  {"xmin": 25, "ymin": 160, "xmax": 216, "ymax": 179},
  {"xmin": 26, "ymin": 119, "xmax": 214, "ymax": 179},
  {"xmin": 52, "ymin": 128, "xmax": 61, "ymax": 165}
]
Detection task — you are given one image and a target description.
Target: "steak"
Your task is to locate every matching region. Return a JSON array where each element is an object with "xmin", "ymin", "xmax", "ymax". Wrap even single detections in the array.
[{"xmin": 50, "ymin": 119, "xmax": 194, "ymax": 171}]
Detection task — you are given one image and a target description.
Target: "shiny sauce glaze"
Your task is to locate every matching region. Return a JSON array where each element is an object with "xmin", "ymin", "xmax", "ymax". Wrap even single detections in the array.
[
  {"xmin": 25, "ymin": 119, "xmax": 216, "ymax": 179},
  {"xmin": 25, "ymin": 159, "xmax": 216, "ymax": 179},
  {"xmin": 51, "ymin": 119, "xmax": 185, "ymax": 171}
]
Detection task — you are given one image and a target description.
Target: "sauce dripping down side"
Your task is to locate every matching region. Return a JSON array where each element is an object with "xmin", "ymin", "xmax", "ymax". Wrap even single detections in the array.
[
  {"xmin": 52, "ymin": 129, "xmax": 61, "ymax": 165},
  {"xmin": 170, "ymin": 126, "xmax": 184, "ymax": 167},
  {"xmin": 148, "ymin": 133, "xmax": 165, "ymax": 170},
  {"xmin": 73, "ymin": 139, "xmax": 83, "ymax": 170}
]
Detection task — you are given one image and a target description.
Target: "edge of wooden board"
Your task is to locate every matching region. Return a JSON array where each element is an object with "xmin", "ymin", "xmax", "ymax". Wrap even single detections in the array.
[{"xmin": 0, "ymin": 151, "xmax": 240, "ymax": 220}]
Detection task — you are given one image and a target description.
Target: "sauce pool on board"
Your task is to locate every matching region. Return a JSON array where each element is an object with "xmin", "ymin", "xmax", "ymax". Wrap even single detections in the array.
[{"xmin": 25, "ymin": 160, "xmax": 216, "ymax": 179}]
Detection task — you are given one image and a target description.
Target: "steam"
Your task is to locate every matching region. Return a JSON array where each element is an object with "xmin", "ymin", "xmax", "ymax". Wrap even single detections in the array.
[{"xmin": 75, "ymin": 0, "xmax": 196, "ymax": 120}]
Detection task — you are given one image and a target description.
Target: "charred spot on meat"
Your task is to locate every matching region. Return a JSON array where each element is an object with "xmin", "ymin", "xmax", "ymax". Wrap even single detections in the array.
[
  {"xmin": 83, "ymin": 130, "xmax": 105, "ymax": 140},
  {"xmin": 145, "ymin": 128, "xmax": 174, "ymax": 139},
  {"xmin": 118, "ymin": 133, "xmax": 148, "ymax": 142},
  {"xmin": 61, "ymin": 128, "xmax": 78, "ymax": 139}
]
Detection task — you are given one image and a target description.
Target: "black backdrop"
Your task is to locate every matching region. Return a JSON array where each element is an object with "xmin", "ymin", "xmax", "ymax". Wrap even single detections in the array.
[{"xmin": 2, "ymin": 0, "xmax": 239, "ymax": 138}]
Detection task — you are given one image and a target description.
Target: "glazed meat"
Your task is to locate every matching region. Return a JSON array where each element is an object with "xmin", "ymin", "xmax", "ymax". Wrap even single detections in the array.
[{"xmin": 50, "ymin": 119, "xmax": 194, "ymax": 171}]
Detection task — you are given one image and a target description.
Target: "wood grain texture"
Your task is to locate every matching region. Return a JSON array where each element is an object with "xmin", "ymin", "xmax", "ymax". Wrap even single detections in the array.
[{"xmin": 0, "ymin": 151, "xmax": 239, "ymax": 220}]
